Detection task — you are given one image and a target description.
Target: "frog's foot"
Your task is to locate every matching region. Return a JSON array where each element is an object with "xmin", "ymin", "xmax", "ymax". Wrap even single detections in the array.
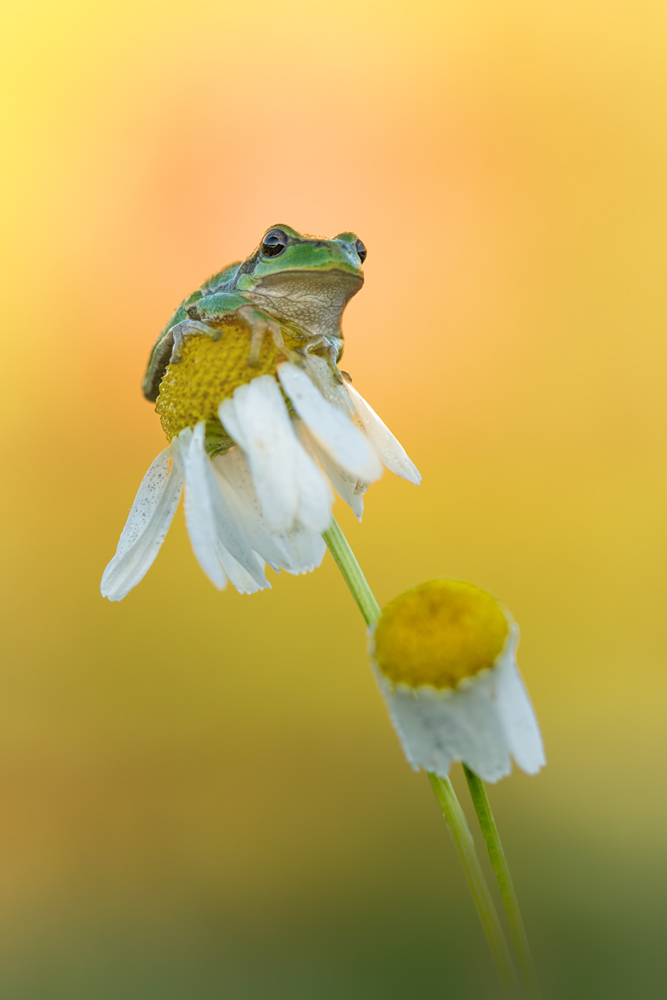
[
  {"xmin": 235, "ymin": 305, "xmax": 291, "ymax": 366},
  {"xmin": 302, "ymin": 334, "xmax": 343, "ymax": 370},
  {"xmin": 169, "ymin": 319, "xmax": 222, "ymax": 363}
]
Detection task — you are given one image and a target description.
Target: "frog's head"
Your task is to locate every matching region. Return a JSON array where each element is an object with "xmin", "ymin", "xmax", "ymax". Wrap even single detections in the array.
[{"xmin": 236, "ymin": 225, "xmax": 367, "ymax": 341}]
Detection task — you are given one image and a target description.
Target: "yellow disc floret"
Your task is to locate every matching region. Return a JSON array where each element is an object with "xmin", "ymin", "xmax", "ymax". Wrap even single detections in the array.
[
  {"xmin": 373, "ymin": 579, "xmax": 509, "ymax": 690},
  {"xmin": 155, "ymin": 323, "xmax": 287, "ymax": 445}
]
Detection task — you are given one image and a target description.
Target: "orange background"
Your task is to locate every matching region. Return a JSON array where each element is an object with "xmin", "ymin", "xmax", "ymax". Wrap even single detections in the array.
[{"xmin": 2, "ymin": 2, "xmax": 666, "ymax": 996}]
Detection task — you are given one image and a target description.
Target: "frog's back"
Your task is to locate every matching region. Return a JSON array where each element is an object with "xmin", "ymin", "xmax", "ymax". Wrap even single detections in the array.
[
  {"xmin": 201, "ymin": 261, "xmax": 242, "ymax": 294},
  {"xmin": 156, "ymin": 262, "xmax": 242, "ymax": 341}
]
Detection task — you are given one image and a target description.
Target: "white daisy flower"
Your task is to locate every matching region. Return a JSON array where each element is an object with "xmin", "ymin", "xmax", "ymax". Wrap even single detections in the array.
[
  {"xmin": 101, "ymin": 324, "xmax": 420, "ymax": 602},
  {"xmin": 370, "ymin": 579, "xmax": 545, "ymax": 783}
]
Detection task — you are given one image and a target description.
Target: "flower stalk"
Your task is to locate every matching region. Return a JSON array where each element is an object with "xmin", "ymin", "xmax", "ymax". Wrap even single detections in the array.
[
  {"xmin": 429, "ymin": 773, "xmax": 519, "ymax": 997},
  {"xmin": 323, "ymin": 516, "xmax": 522, "ymax": 996},
  {"xmin": 322, "ymin": 517, "xmax": 381, "ymax": 627},
  {"xmin": 463, "ymin": 764, "xmax": 542, "ymax": 1000}
]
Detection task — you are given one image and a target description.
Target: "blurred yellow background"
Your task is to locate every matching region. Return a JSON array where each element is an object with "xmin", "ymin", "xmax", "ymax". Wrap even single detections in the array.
[{"xmin": 2, "ymin": 1, "xmax": 666, "ymax": 996}]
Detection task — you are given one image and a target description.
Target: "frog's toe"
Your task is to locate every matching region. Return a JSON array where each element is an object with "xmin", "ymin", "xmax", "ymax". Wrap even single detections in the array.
[
  {"xmin": 236, "ymin": 304, "xmax": 260, "ymax": 329},
  {"xmin": 248, "ymin": 325, "xmax": 265, "ymax": 366},
  {"xmin": 168, "ymin": 319, "xmax": 220, "ymax": 363},
  {"xmin": 236, "ymin": 305, "xmax": 274, "ymax": 365},
  {"xmin": 267, "ymin": 318, "xmax": 286, "ymax": 353}
]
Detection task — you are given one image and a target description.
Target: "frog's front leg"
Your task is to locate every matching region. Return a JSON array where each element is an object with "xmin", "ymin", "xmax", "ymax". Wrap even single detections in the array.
[
  {"xmin": 169, "ymin": 319, "xmax": 222, "ymax": 363},
  {"xmin": 192, "ymin": 293, "xmax": 289, "ymax": 367},
  {"xmin": 157, "ymin": 291, "xmax": 248, "ymax": 368},
  {"xmin": 142, "ymin": 320, "xmax": 219, "ymax": 401},
  {"xmin": 235, "ymin": 304, "xmax": 287, "ymax": 365}
]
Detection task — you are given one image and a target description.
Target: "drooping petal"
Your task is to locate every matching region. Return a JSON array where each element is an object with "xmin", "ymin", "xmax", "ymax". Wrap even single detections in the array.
[
  {"xmin": 219, "ymin": 375, "xmax": 299, "ymax": 532},
  {"xmin": 213, "ymin": 447, "xmax": 292, "ymax": 571},
  {"xmin": 281, "ymin": 524, "xmax": 327, "ymax": 574},
  {"xmin": 172, "ymin": 428, "xmax": 227, "ymax": 590},
  {"xmin": 101, "ymin": 447, "xmax": 183, "ymax": 602},
  {"xmin": 301, "ymin": 353, "xmax": 357, "ymax": 414},
  {"xmin": 375, "ymin": 668, "xmax": 513, "ymax": 783},
  {"xmin": 178, "ymin": 423, "xmax": 269, "ymax": 591},
  {"xmin": 215, "ymin": 546, "xmax": 267, "ymax": 595},
  {"xmin": 213, "ymin": 446, "xmax": 326, "ymax": 575},
  {"xmin": 344, "ymin": 382, "xmax": 421, "ymax": 484},
  {"xmin": 292, "ymin": 432, "xmax": 334, "ymax": 533},
  {"xmin": 296, "ymin": 422, "xmax": 364, "ymax": 521},
  {"xmin": 278, "ymin": 362, "xmax": 381, "ymax": 481},
  {"xmin": 495, "ymin": 628, "xmax": 546, "ymax": 775}
]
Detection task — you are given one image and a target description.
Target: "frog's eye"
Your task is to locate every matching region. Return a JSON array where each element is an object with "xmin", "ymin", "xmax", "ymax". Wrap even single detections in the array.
[
  {"xmin": 354, "ymin": 239, "xmax": 367, "ymax": 264},
  {"xmin": 261, "ymin": 229, "xmax": 289, "ymax": 258}
]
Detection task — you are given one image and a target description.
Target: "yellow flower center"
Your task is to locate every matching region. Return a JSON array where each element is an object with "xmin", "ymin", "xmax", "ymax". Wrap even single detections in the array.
[
  {"xmin": 155, "ymin": 323, "xmax": 287, "ymax": 451},
  {"xmin": 373, "ymin": 579, "xmax": 509, "ymax": 690}
]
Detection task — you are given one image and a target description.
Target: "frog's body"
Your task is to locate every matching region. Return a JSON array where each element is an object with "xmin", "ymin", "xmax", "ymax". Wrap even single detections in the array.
[{"xmin": 142, "ymin": 225, "xmax": 366, "ymax": 402}]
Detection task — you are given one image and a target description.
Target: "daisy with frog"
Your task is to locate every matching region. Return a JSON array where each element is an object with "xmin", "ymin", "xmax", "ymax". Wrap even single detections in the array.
[
  {"xmin": 102, "ymin": 224, "xmax": 545, "ymax": 999},
  {"xmin": 101, "ymin": 225, "xmax": 420, "ymax": 602}
]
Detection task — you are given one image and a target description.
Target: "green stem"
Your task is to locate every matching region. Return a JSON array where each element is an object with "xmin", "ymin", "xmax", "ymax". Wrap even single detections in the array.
[
  {"xmin": 322, "ymin": 517, "xmax": 381, "ymax": 627},
  {"xmin": 429, "ymin": 774, "xmax": 519, "ymax": 997},
  {"xmin": 463, "ymin": 765, "xmax": 542, "ymax": 1000},
  {"xmin": 323, "ymin": 517, "xmax": 519, "ymax": 996}
]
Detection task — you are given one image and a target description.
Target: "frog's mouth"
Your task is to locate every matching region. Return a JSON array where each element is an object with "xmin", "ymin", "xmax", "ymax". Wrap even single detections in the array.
[{"xmin": 247, "ymin": 268, "xmax": 363, "ymax": 340}]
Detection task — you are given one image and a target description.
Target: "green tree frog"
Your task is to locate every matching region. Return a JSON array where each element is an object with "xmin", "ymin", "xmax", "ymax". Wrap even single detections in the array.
[{"xmin": 142, "ymin": 224, "xmax": 367, "ymax": 402}]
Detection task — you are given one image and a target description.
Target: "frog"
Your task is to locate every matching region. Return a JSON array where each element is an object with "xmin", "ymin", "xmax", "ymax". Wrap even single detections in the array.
[{"xmin": 142, "ymin": 224, "xmax": 367, "ymax": 402}]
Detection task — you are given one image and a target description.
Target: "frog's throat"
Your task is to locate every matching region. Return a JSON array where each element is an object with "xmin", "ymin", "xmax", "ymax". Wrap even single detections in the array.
[{"xmin": 245, "ymin": 268, "xmax": 363, "ymax": 341}]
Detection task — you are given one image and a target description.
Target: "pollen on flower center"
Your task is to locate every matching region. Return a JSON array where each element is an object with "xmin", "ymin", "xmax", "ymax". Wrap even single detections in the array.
[
  {"xmin": 373, "ymin": 579, "xmax": 509, "ymax": 690},
  {"xmin": 155, "ymin": 323, "xmax": 287, "ymax": 447}
]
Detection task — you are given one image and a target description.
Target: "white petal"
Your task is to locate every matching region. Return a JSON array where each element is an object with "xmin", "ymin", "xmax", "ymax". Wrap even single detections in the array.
[
  {"xmin": 215, "ymin": 546, "xmax": 266, "ymax": 595},
  {"xmin": 345, "ymin": 382, "xmax": 421, "ymax": 484},
  {"xmin": 375, "ymin": 668, "xmax": 513, "ymax": 783},
  {"xmin": 495, "ymin": 625, "xmax": 546, "ymax": 774},
  {"xmin": 281, "ymin": 525, "xmax": 327, "ymax": 574},
  {"xmin": 181, "ymin": 423, "xmax": 269, "ymax": 591},
  {"xmin": 301, "ymin": 353, "xmax": 357, "ymax": 414},
  {"xmin": 173, "ymin": 428, "xmax": 227, "ymax": 590},
  {"xmin": 278, "ymin": 362, "xmax": 381, "ymax": 481},
  {"xmin": 293, "ymin": 433, "xmax": 334, "ymax": 533},
  {"xmin": 219, "ymin": 376, "xmax": 299, "ymax": 532},
  {"xmin": 214, "ymin": 447, "xmax": 327, "ymax": 575},
  {"xmin": 101, "ymin": 447, "xmax": 183, "ymax": 601},
  {"xmin": 213, "ymin": 447, "xmax": 294, "ymax": 571},
  {"xmin": 297, "ymin": 423, "xmax": 364, "ymax": 521}
]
